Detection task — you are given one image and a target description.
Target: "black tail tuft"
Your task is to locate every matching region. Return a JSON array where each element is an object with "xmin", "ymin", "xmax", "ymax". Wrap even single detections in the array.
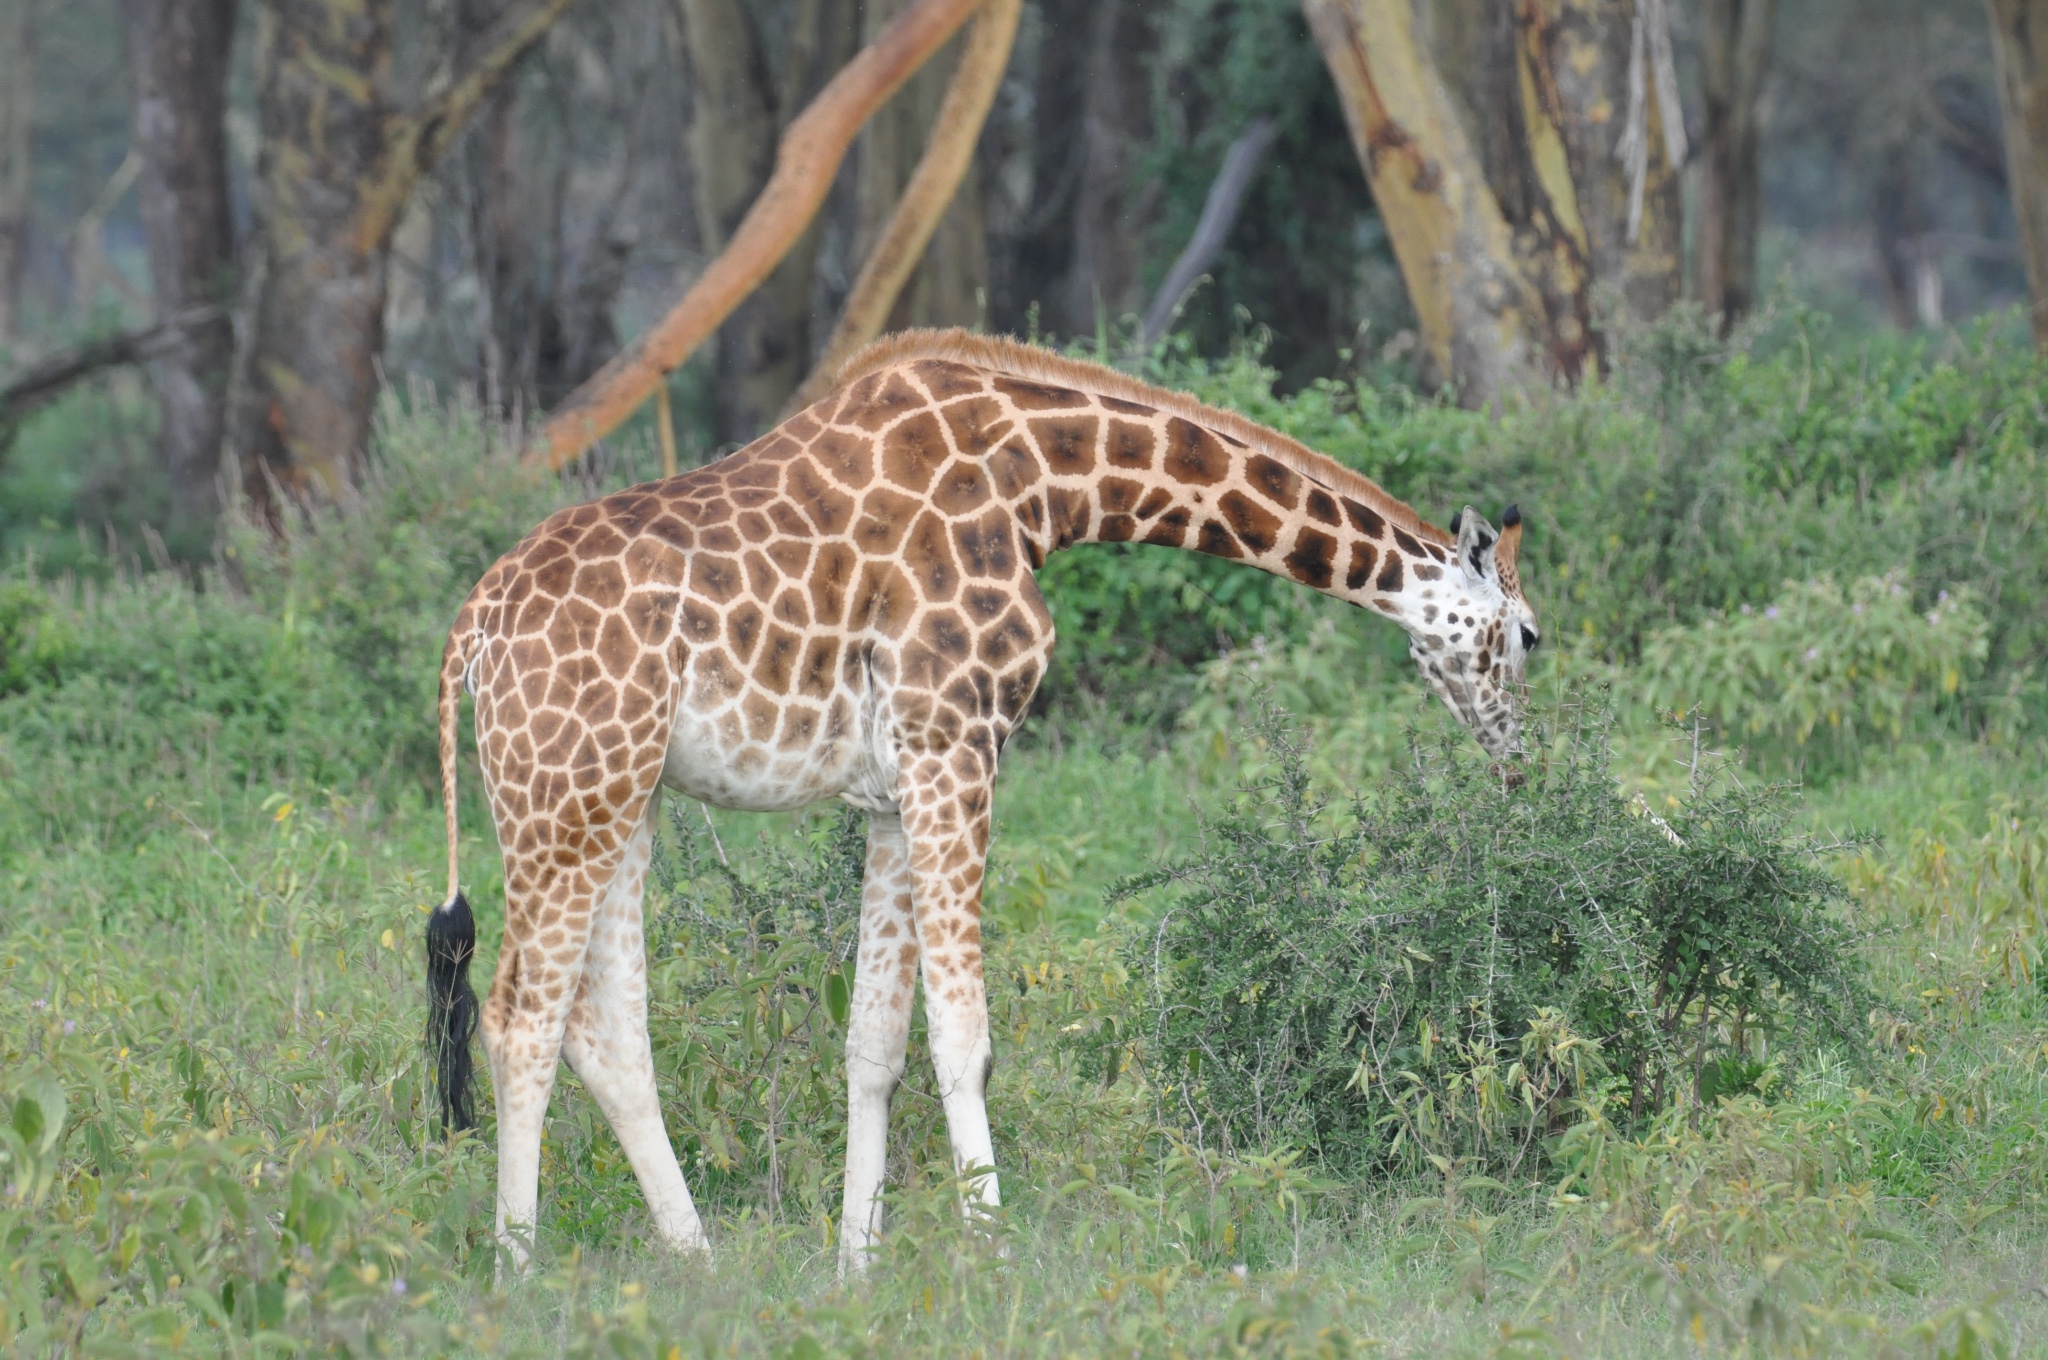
[{"xmin": 426, "ymin": 892, "xmax": 478, "ymax": 1134}]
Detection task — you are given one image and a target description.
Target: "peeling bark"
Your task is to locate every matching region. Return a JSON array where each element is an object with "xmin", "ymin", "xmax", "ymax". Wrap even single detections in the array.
[
  {"xmin": 1988, "ymin": 0, "xmax": 2048, "ymax": 349},
  {"xmin": 1302, "ymin": 0, "xmax": 1546, "ymax": 402},
  {"xmin": 1517, "ymin": 0, "xmax": 1682, "ymax": 331},
  {"xmin": 1310, "ymin": 0, "xmax": 1678, "ymax": 399}
]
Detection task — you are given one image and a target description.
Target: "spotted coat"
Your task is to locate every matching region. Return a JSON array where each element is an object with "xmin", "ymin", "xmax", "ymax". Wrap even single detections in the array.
[{"xmin": 432, "ymin": 329, "xmax": 1539, "ymax": 1273}]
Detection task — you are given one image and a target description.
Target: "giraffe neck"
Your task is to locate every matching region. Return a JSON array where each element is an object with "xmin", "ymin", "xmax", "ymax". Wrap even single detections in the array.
[{"xmin": 975, "ymin": 374, "xmax": 1456, "ymax": 634}]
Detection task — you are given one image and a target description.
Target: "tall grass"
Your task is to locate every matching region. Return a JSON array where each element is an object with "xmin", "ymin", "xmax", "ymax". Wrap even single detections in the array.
[{"xmin": 6, "ymin": 322, "xmax": 2048, "ymax": 1354}]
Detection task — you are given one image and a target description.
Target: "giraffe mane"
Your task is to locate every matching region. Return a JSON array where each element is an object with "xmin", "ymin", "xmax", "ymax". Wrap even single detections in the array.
[{"xmin": 827, "ymin": 328, "xmax": 1453, "ymax": 546}]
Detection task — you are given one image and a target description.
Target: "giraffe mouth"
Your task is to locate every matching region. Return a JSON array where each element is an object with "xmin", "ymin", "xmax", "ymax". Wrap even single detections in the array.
[{"xmin": 1422, "ymin": 667, "xmax": 1523, "ymax": 763}]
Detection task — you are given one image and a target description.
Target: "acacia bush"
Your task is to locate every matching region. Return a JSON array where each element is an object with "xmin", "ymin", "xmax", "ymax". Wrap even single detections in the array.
[{"xmin": 1122, "ymin": 695, "xmax": 1870, "ymax": 1178}]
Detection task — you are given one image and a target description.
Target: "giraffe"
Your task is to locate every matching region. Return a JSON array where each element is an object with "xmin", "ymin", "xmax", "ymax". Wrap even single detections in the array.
[{"xmin": 423, "ymin": 328, "xmax": 1539, "ymax": 1276}]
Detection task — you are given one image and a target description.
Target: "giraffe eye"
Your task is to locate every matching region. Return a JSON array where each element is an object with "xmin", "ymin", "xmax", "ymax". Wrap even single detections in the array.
[{"xmin": 1521, "ymin": 626, "xmax": 1540, "ymax": 653}]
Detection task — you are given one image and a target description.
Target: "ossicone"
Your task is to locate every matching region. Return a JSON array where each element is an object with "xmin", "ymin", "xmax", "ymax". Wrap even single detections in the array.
[{"xmin": 1496, "ymin": 504, "xmax": 1524, "ymax": 594}]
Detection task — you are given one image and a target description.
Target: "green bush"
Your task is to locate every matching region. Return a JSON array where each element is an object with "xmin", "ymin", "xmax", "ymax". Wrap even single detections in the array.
[
  {"xmin": 1121, "ymin": 696, "xmax": 1869, "ymax": 1178},
  {"xmin": 1637, "ymin": 572, "xmax": 1990, "ymax": 768},
  {"xmin": 0, "ymin": 1071, "xmax": 477, "ymax": 1355},
  {"xmin": 0, "ymin": 578, "xmax": 73, "ymax": 695},
  {"xmin": 227, "ymin": 387, "xmax": 581, "ymax": 779}
]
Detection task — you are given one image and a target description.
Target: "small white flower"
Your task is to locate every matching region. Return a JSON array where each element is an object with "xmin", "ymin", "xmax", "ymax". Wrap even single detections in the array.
[
  {"xmin": 1740, "ymin": 603, "xmax": 1753, "ymax": 615},
  {"xmin": 1938, "ymin": 590, "xmax": 1950, "ymax": 603},
  {"xmin": 1765, "ymin": 606, "xmax": 1780, "ymax": 620},
  {"xmin": 1805, "ymin": 647, "xmax": 1820, "ymax": 662},
  {"xmin": 391, "ymin": 1278, "xmax": 408, "ymax": 1296},
  {"xmin": 1851, "ymin": 602, "xmax": 1863, "ymax": 615}
]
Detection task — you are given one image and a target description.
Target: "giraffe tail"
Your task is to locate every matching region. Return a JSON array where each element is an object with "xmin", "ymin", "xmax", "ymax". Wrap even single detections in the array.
[{"xmin": 428, "ymin": 620, "xmax": 478, "ymax": 1134}]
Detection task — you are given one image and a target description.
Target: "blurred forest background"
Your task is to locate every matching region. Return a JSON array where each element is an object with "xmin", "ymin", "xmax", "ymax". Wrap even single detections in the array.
[{"xmin": 0, "ymin": 0, "xmax": 2036, "ymax": 574}]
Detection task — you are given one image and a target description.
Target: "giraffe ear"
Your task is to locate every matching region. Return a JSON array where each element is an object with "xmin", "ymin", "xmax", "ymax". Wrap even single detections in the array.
[{"xmin": 1454, "ymin": 505, "xmax": 1499, "ymax": 584}]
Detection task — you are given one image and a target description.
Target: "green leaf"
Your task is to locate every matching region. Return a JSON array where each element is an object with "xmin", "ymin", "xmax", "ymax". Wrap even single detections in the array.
[{"xmin": 10, "ymin": 1094, "xmax": 42, "ymax": 1149}]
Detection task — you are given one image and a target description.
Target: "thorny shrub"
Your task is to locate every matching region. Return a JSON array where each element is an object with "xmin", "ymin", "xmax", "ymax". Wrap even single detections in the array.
[{"xmin": 1121, "ymin": 693, "xmax": 1871, "ymax": 1179}]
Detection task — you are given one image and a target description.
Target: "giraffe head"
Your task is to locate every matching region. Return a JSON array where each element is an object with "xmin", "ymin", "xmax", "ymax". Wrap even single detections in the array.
[{"xmin": 1401, "ymin": 504, "xmax": 1537, "ymax": 763}]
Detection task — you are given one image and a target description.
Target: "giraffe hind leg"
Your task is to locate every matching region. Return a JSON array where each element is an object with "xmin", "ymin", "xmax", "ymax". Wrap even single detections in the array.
[
  {"xmin": 839, "ymin": 809, "xmax": 919, "ymax": 1276},
  {"xmin": 478, "ymin": 869, "xmax": 584, "ymax": 1276},
  {"xmin": 560, "ymin": 795, "xmax": 709, "ymax": 1252}
]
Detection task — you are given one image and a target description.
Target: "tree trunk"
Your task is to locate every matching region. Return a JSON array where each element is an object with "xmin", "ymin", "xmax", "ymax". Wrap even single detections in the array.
[
  {"xmin": 1518, "ymin": 0, "xmax": 1683, "ymax": 329},
  {"xmin": 1000, "ymin": 0, "xmax": 1089, "ymax": 334},
  {"xmin": 463, "ymin": 13, "xmax": 635, "ymax": 412},
  {"xmin": 0, "ymin": 0, "xmax": 36, "ymax": 343},
  {"xmin": 858, "ymin": 0, "xmax": 989, "ymax": 333},
  {"xmin": 1988, "ymin": 0, "xmax": 2048, "ymax": 349},
  {"xmin": 678, "ymin": 0, "xmax": 804, "ymax": 445},
  {"xmin": 234, "ymin": 0, "xmax": 575, "ymax": 505},
  {"xmin": 129, "ymin": 0, "xmax": 239, "ymax": 536},
  {"xmin": 1309, "ymin": 0, "xmax": 1681, "ymax": 400},
  {"xmin": 467, "ymin": 78, "xmax": 533, "ymax": 411},
  {"xmin": 676, "ymin": 0, "xmax": 854, "ymax": 444},
  {"xmin": 1873, "ymin": 155, "xmax": 1925, "ymax": 330},
  {"xmin": 1302, "ymin": 0, "xmax": 1547, "ymax": 401},
  {"xmin": 1060, "ymin": 0, "xmax": 1153, "ymax": 335},
  {"xmin": 1697, "ymin": 0, "xmax": 1774, "ymax": 328},
  {"xmin": 1425, "ymin": 0, "xmax": 1596, "ymax": 378}
]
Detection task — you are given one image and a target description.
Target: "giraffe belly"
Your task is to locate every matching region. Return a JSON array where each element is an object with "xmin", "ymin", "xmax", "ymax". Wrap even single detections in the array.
[{"xmin": 658, "ymin": 687, "xmax": 894, "ymax": 814}]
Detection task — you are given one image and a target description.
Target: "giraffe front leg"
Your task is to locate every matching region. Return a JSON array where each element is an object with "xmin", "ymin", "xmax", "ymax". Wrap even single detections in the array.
[
  {"xmin": 561, "ymin": 803, "xmax": 709, "ymax": 1256},
  {"xmin": 900, "ymin": 748, "xmax": 1001, "ymax": 1221},
  {"xmin": 839, "ymin": 810, "xmax": 918, "ymax": 1276}
]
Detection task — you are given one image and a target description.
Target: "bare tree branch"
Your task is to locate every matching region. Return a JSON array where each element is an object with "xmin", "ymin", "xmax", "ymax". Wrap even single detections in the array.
[
  {"xmin": 530, "ymin": 0, "xmax": 983, "ymax": 469},
  {"xmin": 788, "ymin": 0, "xmax": 1023, "ymax": 415},
  {"xmin": 0, "ymin": 306, "xmax": 223, "ymax": 435},
  {"xmin": 1139, "ymin": 117, "xmax": 1276, "ymax": 347},
  {"xmin": 362, "ymin": 0, "xmax": 582, "ymax": 251}
]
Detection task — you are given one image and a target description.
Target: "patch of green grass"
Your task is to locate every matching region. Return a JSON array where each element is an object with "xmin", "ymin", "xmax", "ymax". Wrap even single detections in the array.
[{"xmin": 8, "ymin": 345, "xmax": 2048, "ymax": 1354}]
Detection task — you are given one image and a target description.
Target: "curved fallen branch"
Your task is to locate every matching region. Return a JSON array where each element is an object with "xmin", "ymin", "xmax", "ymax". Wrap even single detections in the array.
[
  {"xmin": 530, "ymin": 0, "xmax": 983, "ymax": 469},
  {"xmin": 786, "ymin": 0, "xmax": 1022, "ymax": 416}
]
